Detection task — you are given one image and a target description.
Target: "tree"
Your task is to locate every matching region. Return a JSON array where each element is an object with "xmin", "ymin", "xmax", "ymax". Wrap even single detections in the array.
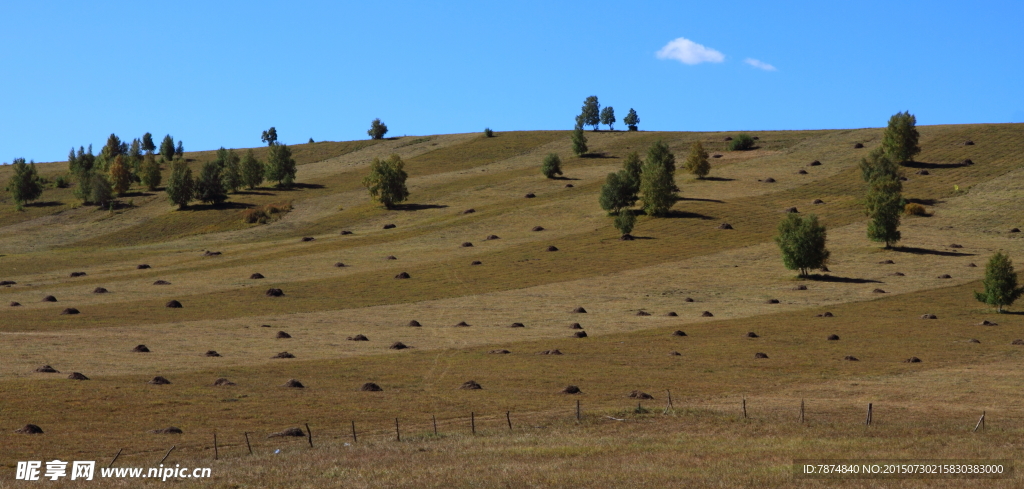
[
  {"xmin": 623, "ymin": 108, "xmax": 639, "ymax": 131},
  {"xmin": 165, "ymin": 160, "xmax": 194, "ymax": 209},
  {"xmin": 975, "ymin": 252, "xmax": 1024, "ymax": 313},
  {"xmin": 175, "ymin": 141, "xmax": 184, "ymax": 158},
  {"xmin": 775, "ymin": 213, "xmax": 830, "ymax": 277},
  {"xmin": 639, "ymin": 159, "xmax": 675, "ymax": 216},
  {"xmin": 261, "ymin": 127, "xmax": 278, "ymax": 146},
  {"xmin": 600, "ymin": 106, "xmax": 616, "ymax": 131},
  {"xmin": 159, "ymin": 135, "xmax": 175, "ymax": 161},
  {"xmin": 363, "ymin": 154, "xmax": 409, "ymax": 209},
  {"xmin": 194, "ymin": 161, "xmax": 227, "ymax": 205},
  {"xmin": 881, "ymin": 111, "xmax": 920, "ymax": 165},
  {"xmin": 614, "ymin": 209, "xmax": 636, "ymax": 237},
  {"xmin": 140, "ymin": 154, "xmax": 162, "ymax": 190},
  {"xmin": 863, "ymin": 150, "xmax": 904, "ymax": 249},
  {"xmin": 368, "ymin": 118, "xmax": 388, "ymax": 140},
  {"xmin": 599, "ymin": 171, "xmax": 638, "ymax": 215},
  {"xmin": 622, "ymin": 151, "xmax": 642, "ymax": 185},
  {"xmin": 220, "ymin": 149, "xmax": 242, "ymax": 193},
  {"xmin": 73, "ymin": 171, "xmax": 112, "ymax": 208},
  {"xmin": 859, "ymin": 148, "xmax": 900, "ymax": 183},
  {"xmin": 729, "ymin": 134, "xmax": 755, "ymax": 151},
  {"xmin": 108, "ymin": 155, "xmax": 133, "ymax": 196},
  {"xmin": 645, "ymin": 140, "xmax": 677, "ymax": 189},
  {"xmin": 684, "ymin": 141, "xmax": 711, "ymax": 179},
  {"xmin": 580, "ymin": 96, "xmax": 600, "ymax": 131},
  {"xmin": 141, "ymin": 132, "xmax": 156, "ymax": 153},
  {"xmin": 265, "ymin": 143, "xmax": 297, "ymax": 187},
  {"xmin": 5, "ymin": 158, "xmax": 43, "ymax": 209},
  {"xmin": 100, "ymin": 133, "xmax": 126, "ymax": 163},
  {"xmin": 541, "ymin": 153, "xmax": 563, "ymax": 178},
  {"xmin": 571, "ymin": 125, "xmax": 588, "ymax": 156},
  {"xmin": 240, "ymin": 149, "xmax": 264, "ymax": 190},
  {"xmin": 128, "ymin": 138, "xmax": 143, "ymax": 179}
]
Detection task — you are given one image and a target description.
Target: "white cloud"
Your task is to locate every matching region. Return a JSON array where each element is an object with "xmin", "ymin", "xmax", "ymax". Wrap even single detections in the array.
[
  {"xmin": 744, "ymin": 58, "xmax": 777, "ymax": 71},
  {"xmin": 656, "ymin": 37, "xmax": 725, "ymax": 65}
]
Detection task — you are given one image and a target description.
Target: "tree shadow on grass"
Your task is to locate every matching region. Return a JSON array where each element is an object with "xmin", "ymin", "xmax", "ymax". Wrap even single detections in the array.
[
  {"xmin": 906, "ymin": 198, "xmax": 944, "ymax": 206},
  {"xmin": 893, "ymin": 246, "xmax": 975, "ymax": 257},
  {"xmin": 550, "ymin": 176, "xmax": 583, "ymax": 181},
  {"xmin": 699, "ymin": 176, "xmax": 736, "ymax": 182},
  {"xmin": 677, "ymin": 197, "xmax": 725, "ymax": 204},
  {"xmin": 903, "ymin": 161, "xmax": 974, "ymax": 169},
  {"xmin": 234, "ymin": 190, "xmax": 277, "ymax": 196},
  {"xmin": 28, "ymin": 201, "xmax": 65, "ymax": 207},
  {"xmin": 660, "ymin": 209, "xmax": 716, "ymax": 220},
  {"xmin": 581, "ymin": 152, "xmax": 617, "ymax": 159},
  {"xmin": 391, "ymin": 203, "xmax": 449, "ymax": 211},
  {"xmin": 119, "ymin": 192, "xmax": 155, "ymax": 198},
  {"xmin": 187, "ymin": 202, "xmax": 254, "ymax": 212},
  {"xmin": 804, "ymin": 274, "xmax": 882, "ymax": 284}
]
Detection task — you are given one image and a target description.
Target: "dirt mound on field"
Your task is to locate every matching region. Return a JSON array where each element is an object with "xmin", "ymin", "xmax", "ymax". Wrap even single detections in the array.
[
  {"xmin": 383, "ymin": 224, "xmax": 396, "ymax": 229},
  {"xmin": 70, "ymin": 272, "xmax": 87, "ymax": 277},
  {"xmin": 532, "ymin": 226, "xmax": 545, "ymax": 232},
  {"xmin": 276, "ymin": 331, "xmax": 291, "ymax": 339},
  {"xmin": 828, "ymin": 334, "xmax": 840, "ymax": 341},
  {"xmin": 265, "ymin": 288, "xmax": 284, "ymax": 297},
  {"xmin": 93, "ymin": 287, "xmax": 108, "ymax": 294},
  {"xmin": 408, "ymin": 320, "xmax": 422, "ymax": 327},
  {"xmin": 360, "ymin": 382, "xmax": 382, "ymax": 391},
  {"xmin": 250, "ymin": 273, "xmax": 265, "ymax": 279},
  {"xmin": 389, "ymin": 342, "xmax": 410, "ymax": 350},
  {"xmin": 546, "ymin": 245, "xmax": 559, "ymax": 251},
  {"xmin": 347, "ymin": 334, "xmax": 369, "ymax": 341},
  {"xmin": 572, "ymin": 307, "xmax": 587, "ymax": 313},
  {"xmin": 673, "ymin": 330, "xmax": 687, "ymax": 336},
  {"xmin": 153, "ymin": 280, "xmax": 171, "ymax": 285},
  {"xmin": 629, "ymin": 390, "xmax": 653, "ymax": 399},
  {"xmin": 754, "ymin": 352, "xmax": 769, "ymax": 359},
  {"xmin": 35, "ymin": 365, "xmax": 59, "ymax": 373},
  {"xmin": 460, "ymin": 380, "xmax": 483, "ymax": 390},
  {"xmin": 538, "ymin": 349, "xmax": 563, "ymax": 355},
  {"xmin": 301, "ymin": 237, "xmax": 314, "ymax": 242},
  {"xmin": 569, "ymin": 323, "xmax": 583, "ymax": 329},
  {"xmin": 573, "ymin": 331, "xmax": 588, "ymax": 338},
  {"xmin": 282, "ymin": 379, "xmax": 304, "ymax": 388},
  {"xmin": 151, "ymin": 427, "xmax": 184, "ymax": 434},
  {"xmin": 485, "ymin": 235, "xmax": 500, "ymax": 240},
  {"xmin": 132, "ymin": 344, "xmax": 150, "ymax": 352},
  {"xmin": 395, "ymin": 272, "xmax": 411, "ymax": 279},
  {"xmin": 490, "ymin": 349, "xmax": 511, "ymax": 354},
  {"xmin": 15, "ymin": 424, "xmax": 43, "ymax": 434},
  {"xmin": 904, "ymin": 357, "xmax": 922, "ymax": 363},
  {"xmin": 205, "ymin": 350, "xmax": 221, "ymax": 357},
  {"xmin": 68, "ymin": 372, "xmax": 89, "ymax": 380},
  {"xmin": 509, "ymin": 322, "xmax": 525, "ymax": 328},
  {"xmin": 272, "ymin": 351, "xmax": 295, "ymax": 359},
  {"xmin": 149, "ymin": 376, "xmax": 171, "ymax": 385},
  {"xmin": 561, "ymin": 385, "xmax": 581, "ymax": 394},
  {"xmin": 701, "ymin": 311, "xmax": 713, "ymax": 317},
  {"xmin": 213, "ymin": 378, "xmax": 236, "ymax": 386},
  {"xmin": 42, "ymin": 295, "xmax": 57, "ymax": 302},
  {"xmin": 137, "ymin": 264, "xmax": 151, "ymax": 269},
  {"xmin": 61, "ymin": 308, "xmax": 79, "ymax": 315},
  {"xmin": 165, "ymin": 300, "xmax": 182, "ymax": 308},
  {"xmin": 454, "ymin": 321, "xmax": 470, "ymax": 327},
  {"xmin": 718, "ymin": 223, "xmax": 733, "ymax": 230},
  {"xmin": 268, "ymin": 427, "xmax": 304, "ymax": 437}
]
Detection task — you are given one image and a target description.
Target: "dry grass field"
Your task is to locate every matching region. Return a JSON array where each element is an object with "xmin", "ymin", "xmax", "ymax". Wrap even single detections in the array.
[{"xmin": 1, "ymin": 124, "xmax": 1023, "ymax": 487}]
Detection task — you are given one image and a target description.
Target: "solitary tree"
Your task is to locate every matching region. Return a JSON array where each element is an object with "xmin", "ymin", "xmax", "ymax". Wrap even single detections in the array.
[
  {"xmin": 614, "ymin": 209, "xmax": 636, "ymax": 239},
  {"xmin": 363, "ymin": 154, "xmax": 409, "ymax": 209},
  {"xmin": 775, "ymin": 213, "xmax": 830, "ymax": 277},
  {"xmin": 684, "ymin": 141, "xmax": 711, "ymax": 179},
  {"xmin": 261, "ymin": 127, "xmax": 278, "ymax": 146},
  {"xmin": 159, "ymin": 135, "xmax": 175, "ymax": 161},
  {"xmin": 571, "ymin": 124, "xmax": 588, "ymax": 156},
  {"xmin": 265, "ymin": 143, "xmax": 297, "ymax": 187},
  {"xmin": 240, "ymin": 149, "xmax": 264, "ymax": 190},
  {"xmin": 175, "ymin": 141, "xmax": 184, "ymax": 158},
  {"xmin": 140, "ymin": 154, "xmax": 162, "ymax": 190},
  {"xmin": 623, "ymin": 108, "xmax": 639, "ymax": 131},
  {"xmin": 598, "ymin": 171, "xmax": 638, "ymax": 215},
  {"xmin": 194, "ymin": 161, "xmax": 227, "ymax": 205},
  {"xmin": 367, "ymin": 118, "xmax": 388, "ymax": 140},
  {"xmin": 580, "ymin": 96, "xmax": 600, "ymax": 131},
  {"xmin": 141, "ymin": 132, "xmax": 156, "ymax": 153},
  {"xmin": 5, "ymin": 158, "xmax": 43, "ymax": 209},
  {"xmin": 541, "ymin": 153, "xmax": 563, "ymax": 178},
  {"xmin": 975, "ymin": 252, "xmax": 1024, "ymax": 313},
  {"xmin": 108, "ymin": 155, "xmax": 133, "ymax": 196},
  {"xmin": 864, "ymin": 169, "xmax": 904, "ymax": 248},
  {"xmin": 881, "ymin": 111, "xmax": 921, "ymax": 165},
  {"xmin": 166, "ymin": 160, "xmax": 194, "ymax": 209},
  {"xmin": 600, "ymin": 106, "xmax": 616, "ymax": 131}
]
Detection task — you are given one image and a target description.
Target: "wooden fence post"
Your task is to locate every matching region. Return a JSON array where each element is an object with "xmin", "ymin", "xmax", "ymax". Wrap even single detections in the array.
[
  {"xmin": 471, "ymin": 412, "xmax": 476, "ymax": 435},
  {"xmin": 667, "ymin": 389, "xmax": 673, "ymax": 410},
  {"xmin": 865, "ymin": 403, "xmax": 873, "ymax": 426},
  {"xmin": 432, "ymin": 415, "xmax": 437, "ymax": 436},
  {"xmin": 800, "ymin": 399, "xmax": 805, "ymax": 424},
  {"xmin": 107, "ymin": 448, "xmax": 122, "ymax": 468},
  {"xmin": 395, "ymin": 418, "xmax": 400, "ymax": 442},
  {"xmin": 214, "ymin": 433, "xmax": 219, "ymax": 460},
  {"xmin": 159, "ymin": 446, "xmax": 175, "ymax": 465},
  {"xmin": 973, "ymin": 411, "xmax": 986, "ymax": 432},
  {"xmin": 305, "ymin": 423, "xmax": 313, "ymax": 448},
  {"xmin": 576, "ymin": 400, "xmax": 581, "ymax": 421},
  {"xmin": 351, "ymin": 421, "xmax": 357, "ymax": 443},
  {"xmin": 506, "ymin": 411, "xmax": 512, "ymax": 431},
  {"xmin": 742, "ymin": 398, "xmax": 747, "ymax": 419},
  {"xmin": 244, "ymin": 432, "xmax": 252, "ymax": 455}
]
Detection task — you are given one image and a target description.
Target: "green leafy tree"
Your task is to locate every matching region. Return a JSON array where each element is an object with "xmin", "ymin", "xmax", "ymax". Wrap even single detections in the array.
[
  {"xmin": 73, "ymin": 171, "xmax": 112, "ymax": 208},
  {"xmin": 881, "ymin": 111, "xmax": 921, "ymax": 165},
  {"xmin": 580, "ymin": 96, "xmax": 600, "ymax": 131},
  {"xmin": 261, "ymin": 127, "xmax": 278, "ymax": 146},
  {"xmin": 571, "ymin": 125, "xmax": 588, "ymax": 156},
  {"xmin": 622, "ymin": 151, "xmax": 642, "ymax": 184},
  {"xmin": 141, "ymin": 132, "xmax": 156, "ymax": 153},
  {"xmin": 265, "ymin": 143, "xmax": 297, "ymax": 187},
  {"xmin": 541, "ymin": 153, "xmax": 563, "ymax": 178},
  {"xmin": 367, "ymin": 118, "xmax": 388, "ymax": 140},
  {"xmin": 975, "ymin": 252, "xmax": 1024, "ymax": 313},
  {"xmin": 684, "ymin": 141, "xmax": 711, "ymax": 179},
  {"xmin": 859, "ymin": 148, "xmax": 900, "ymax": 183},
  {"xmin": 5, "ymin": 158, "xmax": 43, "ymax": 209},
  {"xmin": 159, "ymin": 135, "xmax": 175, "ymax": 161},
  {"xmin": 220, "ymin": 149, "xmax": 242, "ymax": 193},
  {"xmin": 140, "ymin": 154, "xmax": 162, "ymax": 190},
  {"xmin": 194, "ymin": 161, "xmax": 227, "ymax": 205},
  {"xmin": 623, "ymin": 108, "xmax": 639, "ymax": 131},
  {"xmin": 600, "ymin": 106, "xmax": 616, "ymax": 131},
  {"xmin": 639, "ymin": 158, "xmax": 675, "ymax": 216},
  {"xmin": 74, "ymin": 145, "xmax": 96, "ymax": 173},
  {"xmin": 165, "ymin": 160, "xmax": 194, "ymax": 209},
  {"xmin": 100, "ymin": 133, "xmax": 126, "ymax": 162},
  {"xmin": 128, "ymin": 138, "xmax": 143, "ymax": 179},
  {"xmin": 108, "ymin": 155, "xmax": 133, "ymax": 196},
  {"xmin": 598, "ymin": 171, "xmax": 638, "ymax": 215},
  {"xmin": 614, "ymin": 209, "xmax": 636, "ymax": 237},
  {"xmin": 363, "ymin": 154, "xmax": 410, "ymax": 209},
  {"xmin": 240, "ymin": 149, "xmax": 264, "ymax": 190},
  {"xmin": 729, "ymin": 134, "xmax": 756, "ymax": 151},
  {"xmin": 775, "ymin": 213, "xmax": 830, "ymax": 277},
  {"xmin": 175, "ymin": 140, "xmax": 184, "ymax": 158},
  {"xmin": 865, "ymin": 173, "xmax": 904, "ymax": 248},
  {"xmin": 645, "ymin": 140, "xmax": 677, "ymax": 190}
]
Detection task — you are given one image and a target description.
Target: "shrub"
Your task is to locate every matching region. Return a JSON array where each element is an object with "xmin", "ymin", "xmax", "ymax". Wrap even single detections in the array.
[
  {"xmin": 541, "ymin": 154, "xmax": 563, "ymax": 179},
  {"xmin": 904, "ymin": 203, "xmax": 927, "ymax": 216},
  {"xmin": 242, "ymin": 203, "xmax": 292, "ymax": 224},
  {"xmin": 729, "ymin": 134, "xmax": 756, "ymax": 151},
  {"xmin": 484, "ymin": 128, "xmax": 494, "ymax": 137},
  {"xmin": 53, "ymin": 174, "xmax": 70, "ymax": 188},
  {"xmin": 614, "ymin": 209, "xmax": 635, "ymax": 236}
]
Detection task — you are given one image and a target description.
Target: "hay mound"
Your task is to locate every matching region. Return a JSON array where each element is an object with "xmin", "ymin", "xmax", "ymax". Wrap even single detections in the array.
[
  {"xmin": 383, "ymin": 224, "xmax": 396, "ymax": 229},
  {"xmin": 853, "ymin": 143, "xmax": 864, "ymax": 148},
  {"xmin": 35, "ymin": 365, "xmax": 59, "ymax": 373},
  {"xmin": 471, "ymin": 260, "xmax": 483, "ymax": 265},
  {"xmin": 70, "ymin": 272, "xmax": 87, "ymax": 277},
  {"xmin": 949, "ymin": 244, "xmax": 963, "ymax": 249},
  {"xmin": 153, "ymin": 280, "xmax": 171, "ymax": 285},
  {"xmin": 968, "ymin": 338, "xmax": 981, "ymax": 344},
  {"xmin": 793, "ymin": 285, "xmax": 808, "ymax": 290},
  {"xmin": 569, "ymin": 323, "xmax": 583, "ymax": 329},
  {"xmin": 712, "ymin": 154, "xmax": 722, "ymax": 158},
  {"xmin": 921, "ymin": 314, "xmax": 937, "ymax": 319},
  {"xmin": 797, "ymin": 169, "xmax": 808, "ymax": 175},
  {"xmin": 809, "ymin": 160, "xmax": 822, "ymax": 166},
  {"xmin": 904, "ymin": 357, "xmax": 922, "ymax": 363},
  {"xmin": 915, "ymin": 170, "xmax": 930, "ymax": 175},
  {"xmin": 455, "ymin": 321, "xmax": 470, "ymax": 327},
  {"xmin": 937, "ymin": 274, "xmax": 952, "ymax": 279},
  {"xmin": 250, "ymin": 273, "xmax": 265, "ymax": 279},
  {"xmin": 747, "ymin": 332, "xmax": 759, "ymax": 338},
  {"xmin": 68, "ymin": 372, "xmax": 89, "ymax": 380},
  {"xmin": 718, "ymin": 223, "xmax": 733, "ymax": 230},
  {"xmin": 561, "ymin": 385, "xmax": 582, "ymax": 394},
  {"xmin": 669, "ymin": 351, "xmax": 682, "ymax": 356},
  {"xmin": 684, "ymin": 297, "xmax": 694, "ymax": 302},
  {"xmin": 395, "ymin": 272, "xmax": 411, "ymax": 279},
  {"xmin": 979, "ymin": 320, "xmax": 998, "ymax": 326},
  {"xmin": 629, "ymin": 390, "xmax": 654, "ymax": 400},
  {"xmin": 620, "ymin": 234, "xmax": 635, "ymax": 241},
  {"xmin": 636, "ymin": 310, "xmax": 651, "ymax": 316},
  {"xmin": 812, "ymin": 199, "xmax": 824, "ymax": 204},
  {"xmin": 268, "ymin": 427, "xmax": 304, "ymax": 438},
  {"xmin": 844, "ymin": 356, "xmax": 859, "ymax": 361},
  {"xmin": 539, "ymin": 349, "xmax": 563, "ymax": 355},
  {"xmin": 510, "ymin": 322, "xmax": 525, "ymax": 328},
  {"xmin": 701, "ymin": 311, "xmax": 713, "ymax": 317},
  {"xmin": 672, "ymin": 330, "xmax": 687, "ymax": 337},
  {"xmin": 282, "ymin": 379, "xmax": 304, "ymax": 388},
  {"xmin": 724, "ymin": 136, "xmax": 733, "ymax": 141},
  {"xmin": 490, "ymin": 349, "xmax": 511, "ymax": 354},
  {"xmin": 334, "ymin": 262, "xmax": 345, "ymax": 267},
  {"xmin": 265, "ymin": 288, "xmax": 284, "ymax": 297},
  {"xmin": 766, "ymin": 299, "xmax": 780, "ymax": 304},
  {"xmin": 165, "ymin": 300, "xmax": 183, "ymax": 308},
  {"xmin": 546, "ymin": 245, "xmax": 559, "ymax": 251},
  {"xmin": 260, "ymin": 324, "xmax": 271, "ymax": 327},
  {"xmin": 532, "ymin": 226, "xmax": 545, "ymax": 231},
  {"xmin": 205, "ymin": 350, "xmax": 221, "ymax": 357},
  {"xmin": 879, "ymin": 259, "xmax": 895, "ymax": 264},
  {"xmin": 0, "ymin": 280, "xmax": 15, "ymax": 285},
  {"xmin": 818, "ymin": 312, "xmax": 834, "ymax": 317},
  {"xmin": 15, "ymin": 424, "xmax": 43, "ymax": 434},
  {"xmin": 132, "ymin": 344, "xmax": 150, "ymax": 352},
  {"xmin": 967, "ymin": 263, "xmax": 977, "ymax": 267},
  {"xmin": 213, "ymin": 378, "xmax": 235, "ymax": 386},
  {"xmin": 666, "ymin": 311, "xmax": 678, "ymax": 316},
  {"xmin": 889, "ymin": 272, "xmax": 905, "ymax": 276},
  {"xmin": 340, "ymin": 230, "xmax": 353, "ymax": 235},
  {"xmin": 61, "ymin": 308, "xmax": 80, "ymax": 315},
  {"xmin": 827, "ymin": 334, "xmax": 840, "ymax": 341},
  {"xmin": 386, "ymin": 255, "xmax": 397, "ymax": 260},
  {"xmin": 572, "ymin": 306, "xmax": 587, "ymax": 313},
  {"xmin": 301, "ymin": 237, "xmax": 314, "ymax": 242},
  {"xmin": 785, "ymin": 207, "xmax": 798, "ymax": 213},
  {"xmin": 149, "ymin": 376, "xmax": 171, "ymax": 385},
  {"xmin": 137, "ymin": 264, "xmax": 151, "ymax": 269},
  {"xmin": 1013, "ymin": 339, "xmax": 1024, "ymax": 345},
  {"xmin": 485, "ymin": 235, "xmax": 500, "ymax": 240},
  {"xmin": 347, "ymin": 334, "xmax": 369, "ymax": 341},
  {"xmin": 8, "ymin": 302, "xmax": 19, "ymax": 307},
  {"xmin": 565, "ymin": 184, "xmax": 574, "ymax": 188},
  {"xmin": 1011, "ymin": 228, "xmax": 1021, "ymax": 233},
  {"xmin": 961, "ymin": 158, "xmax": 974, "ymax": 165},
  {"xmin": 276, "ymin": 331, "xmax": 292, "ymax": 339},
  {"xmin": 820, "ymin": 266, "xmax": 830, "ymax": 272},
  {"xmin": 763, "ymin": 177, "xmax": 776, "ymax": 183},
  {"xmin": 460, "ymin": 380, "xmax": 482, "ymax": 390},
  {"xmin": 408, "ymin": 320, "xmax": 422, "ymax": 327},
  {"xmin": 360, "ymin": 382, "xmax": 382, "ymax": 391},
  {"xmin": 93, "ymin": 287, "xmax": 109, "ymax": 294},
  {"xmin": 272, "ymin": 351, "xmax": 295, "ymax": 359},
  {"xmin": 389, "ymin": 342, "xmax": 410, "ymax": 350},
  {"xmin": 573, "ymin": 331, "xmax": 588, "ymax": 338},
  {"xmin": 42, "ymin": 295, "xmax": 57, "ymax": 302},
  {"xmin": 525, "ymin": 193, "xmax": 536, "ymax": 198},
  {"xmin": 872, "ymin": 289, "xmax": 887, "ymax": 294},
  {"xmin": 202, "ymin": 251, "xmax": 222, "ymax": 256},
  {"xmin": 461, "ymin": 242, "xmax": 473, "ymax": 247},
  {"xmin": 964, "ymin": 140, "xmax": 974, "ymax": 145},
  {"xmin": 754, "ymin": 352, "xmax": 769, "ymax": 359},
  {"xmin": 462, "ymin": 208, "xmax": 475, "ymax": 214}
]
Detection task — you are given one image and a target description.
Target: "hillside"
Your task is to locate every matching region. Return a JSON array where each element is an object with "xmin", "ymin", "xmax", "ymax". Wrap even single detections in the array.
[{"xmin": 1, "ymin": 124, "xmax": 1023, "ymax": 487}]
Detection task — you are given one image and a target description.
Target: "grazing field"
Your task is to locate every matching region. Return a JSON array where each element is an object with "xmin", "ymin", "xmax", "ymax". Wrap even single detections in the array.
[{"xmin": 1, "ymin": 124, "xmax": 1023, "ymax": 487}]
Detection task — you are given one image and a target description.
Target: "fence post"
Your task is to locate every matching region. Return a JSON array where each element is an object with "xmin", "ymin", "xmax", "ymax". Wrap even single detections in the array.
[
  {"xmin": 432, "ymin": 415, "xmax": 437, "ymax": 436},
  {"xmin": 305, "ymin": 423, "xmax": 313, "ymax": 448},
  {"xmin": 159, "ymin": 446, "xmax": 175, "ymax": 465},
  {"xmin": 506, "ymin": 411, "xmax": 512, "ymax": 431},
  {"xmin": 742, "ymin": 398, "xmax": 747, "ymax": 419},
  {"xmin": 471, "ymin": 412, "xmax": 476, "ymax": 435},
  {"xmin": 666, "ymin": 389, "xmax": 673, "ymax": 410},
  {"xmin": 351, "ymin": 421, "xmax": 357, "ymax": 443},
  {"xmin": 214, "ymin": 433, "xmax": 219, "ymax": 460},
  {"xmin": 576, "ymin": 400, "xmax": 581, "ymax": 421},
  {"xmin": 973, "ymin": 411, "xmax": 986, "ymax": 432},
  {"xmin": 244, "ymin": 432, "xmax": 252, "ymax": 455},
  {"xmin": 865, "ymin": 403, "xmax": 873, "ymax": 426},
  {"xmin": 395, "ymin": 418, "xmax": 401, "ymax": 442},
  {"xmin": 800, "ymin": 399, "xmax": 805, "ymax": 424},
  {"xmin": 107, "ymin": 448, "xmax": 122, "ymax": 468}
]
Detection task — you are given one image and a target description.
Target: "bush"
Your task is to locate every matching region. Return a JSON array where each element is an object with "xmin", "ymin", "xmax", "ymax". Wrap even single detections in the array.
[
  {"xmin": 363, "ymin": 154, "xmax": 409, "ymax": 208},
  {"xmin": 729, "ymin": 134, "xmax": 755, "ymax": 151},
  {"xmin": 904, "ymin": 203, "xmax": 927, "ymax": 216},
  {"xmin": 368, "ymin": 118, "xmax": 388, "ymax": 140},
  {"xmin": 541, "ymin": 154, "xmax": 563, "ymax": 179},
  {"xmin": 484, "ymin": 128, "xmax": 494, "ymax": 137},
  {"xmin": 614, "ymin": 209, "xmax": 635, "ymax": 236},
  {"xmin": 242, "ymin": 203, "xmax": 292, "ymax": 224},
  {"xmin": 53, "ymin": 174, "xmax": 70, "ymax": 188}
]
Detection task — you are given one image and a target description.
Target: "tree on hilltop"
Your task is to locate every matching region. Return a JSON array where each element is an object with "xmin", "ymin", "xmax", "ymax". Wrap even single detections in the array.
[
  {"xmin": 141, "ymin": 133, "xmax": 156, "ymax": 153},
  {"xmin": 166, "ymin": 160, "xmax": 194, "ymax": 209},
  {"xmin": 265, "ymin": 143, "xmax": 297, "ymax": 188},
  {"xmin": 261, "ymin": 127, "xmax": 278, "ymax": 146},
  {"xmin": 368, "ymin": 118, "xmax": 388, "ymax": 140},
  {"xmin": 240, "ymin": 149, "xmax": 264, "ymax": 190},
  {"xmin": 5, "ymin": 158, "xmax": 43, "ymax": 209},
  {"xmin": 623, "ymin": 108, "xmax": 639, "ymax": 131},
  {"xmin": 140, "ymin": 154, "xmax": 162, "ymax": 191},
  {"xmin": 600, "ymin": 106, "xmax": 616, "ymax": 131},
  {"xmin": 881, "ymin": 111, "xmax": 920, "ymax": 165},
  {"xmin": 571, "ymin": 124, "xmax": 588, "ymax": 157},
  {"xmin": 159, "ymin": 135, "xmax": 175, "ymax": 161},
  {"xmin": 580, "ymin": 96, "xmax": 600, "ymax": 131}
]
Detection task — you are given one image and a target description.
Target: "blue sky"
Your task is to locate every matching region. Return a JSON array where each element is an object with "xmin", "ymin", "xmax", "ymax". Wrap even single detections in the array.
[{"xmin": 2, "ymin": 0, "xmax": 1022, "ymax": 163}]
